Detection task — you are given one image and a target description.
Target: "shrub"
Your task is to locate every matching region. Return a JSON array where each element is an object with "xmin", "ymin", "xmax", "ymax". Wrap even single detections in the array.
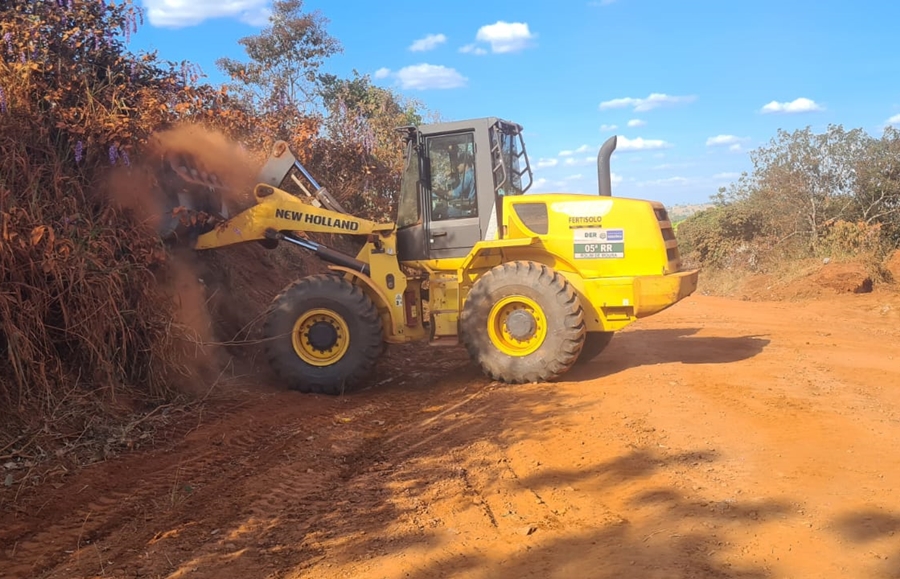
[
  {"xmin": 676, "ymin": 202, "xmax": 766, "ymax": 269},
  {"xmin": 0, "ymin": 1, "xmax": 237, "ymax": 420}
]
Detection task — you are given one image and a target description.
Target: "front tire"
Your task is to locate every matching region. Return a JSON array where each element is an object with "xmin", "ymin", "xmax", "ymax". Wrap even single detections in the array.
[
  {"xmin": 460, "ymin": 261, "xmax": 585, "ymax": 383},
  {"xmin": 263, "ymin": 275, "xmax": 383, "ymax": 395}
]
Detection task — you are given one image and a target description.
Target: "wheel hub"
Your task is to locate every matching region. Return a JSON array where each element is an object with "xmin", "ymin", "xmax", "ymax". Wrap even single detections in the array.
[
  {"xmin": 505, "ymin": 310, "xmax": 537, "ymax": 341},
  {"xmin": 306, "ymin": 321, "xmax": 339, "ymax": 352},
  {"xmin": 291, "ymin": 308, "xmax": 350, "ymax": 367},
  {"xmin": 486, "ymin": 295, "xmax": 548, "ymax": 356}
]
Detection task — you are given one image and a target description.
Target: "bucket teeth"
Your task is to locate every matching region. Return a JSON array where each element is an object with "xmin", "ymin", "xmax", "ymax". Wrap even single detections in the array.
[
  {"xmin": 154, "ymin": 150, "xmax": 232, "ymax": 242},
  {"xmin": 164, "ymin": 151, "xmax": 231, "ymax": 192}
]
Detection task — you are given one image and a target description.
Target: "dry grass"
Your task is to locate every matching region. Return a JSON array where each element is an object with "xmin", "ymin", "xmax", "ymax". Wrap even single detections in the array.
[
  {"xmin": 0, "ymin": 2, "xmax": 251, "ymax": 467},
  {"xmin": 0, "ymin": 0, "xmax": 404, "ymax": 479}
]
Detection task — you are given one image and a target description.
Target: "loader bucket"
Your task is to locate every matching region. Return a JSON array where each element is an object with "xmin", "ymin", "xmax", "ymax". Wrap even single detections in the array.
[{"xmin": 152, "ymin": 148, "xmax": 236, "ymax": 243}]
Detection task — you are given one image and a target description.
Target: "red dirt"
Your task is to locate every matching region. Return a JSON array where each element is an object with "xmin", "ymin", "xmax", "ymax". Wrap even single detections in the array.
[
  {"xmin": 3, "ymin": 286, "xmax": 900, "ymax": 578},
  {"xmin": 726, "ymin": 260, "xmax": 876, "ymax": 302},
  {"xmin": 887, "ymin": 250, "xmax": 900, "ymax": 282}
]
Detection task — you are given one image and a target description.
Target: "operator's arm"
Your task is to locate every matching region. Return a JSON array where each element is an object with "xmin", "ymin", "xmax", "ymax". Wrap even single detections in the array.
[{"xmin": 450, "ymin": 167, "xmax": 475, "ymax": 200}]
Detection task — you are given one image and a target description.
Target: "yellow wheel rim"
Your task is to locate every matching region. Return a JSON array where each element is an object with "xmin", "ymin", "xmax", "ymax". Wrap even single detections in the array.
[
  {"xmin": 291, "ymin": 308, "xmax": 350, "ymax": 367},
  {"xmin": 487, "ymin": 296, "xmax": 547, "ymax": 356}
]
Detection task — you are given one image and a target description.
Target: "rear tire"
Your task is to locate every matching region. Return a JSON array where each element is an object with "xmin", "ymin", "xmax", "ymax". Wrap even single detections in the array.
[
  {"xmin": 460, "ymin": 261, "xmax": 585, "ymax": 383},
  {"xmin": 574, "ymin": 332, "xmax": 614, "ymax": 364},
  {"xmin": 263, "ymin": 275, "xmax": 383, "ymax": 395}
]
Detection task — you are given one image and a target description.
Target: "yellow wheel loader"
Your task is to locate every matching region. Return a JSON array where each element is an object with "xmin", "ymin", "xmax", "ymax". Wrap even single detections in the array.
[{"xmin": 166, "ymin": 118, "xmax": 698, "ymax": 394}]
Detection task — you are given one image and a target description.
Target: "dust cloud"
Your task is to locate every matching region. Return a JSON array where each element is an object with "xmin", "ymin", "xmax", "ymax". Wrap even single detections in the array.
[
  {"xmin": 106, "ymin": 122, "xmax": 263, "ymax": 233},
  {"xmin": 104, "ymin": 123, "xmax": 269, "ymax": 394},
  {"xmin": 147, "ymin": 123, "xmax": 262, "ymax": 210}
]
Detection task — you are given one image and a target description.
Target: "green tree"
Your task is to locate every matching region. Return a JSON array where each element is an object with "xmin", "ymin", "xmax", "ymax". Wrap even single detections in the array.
[
  {"xmin": 733, "ymin": 125, "xmax": 869, "ymax": 250},
  {"xmin": 854, "ymin": 126, "xmax": 900, "ymax": 242},
  {"xmin": 216, "ymin": 0, "xmax": 341, "ymax": 134},
  {"xmin": 309, "ymin": 71, "xmax": 429, "ymax": 220},
  {"xmin": 677, "ymin": 199, "xmax": 766, "ymax": 269}
]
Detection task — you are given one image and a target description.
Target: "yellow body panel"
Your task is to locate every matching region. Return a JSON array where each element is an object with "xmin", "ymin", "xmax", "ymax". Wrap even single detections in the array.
[
  {"xmin": 442, "ymin": 194, "xmax": 699, "ymax": 333},
  {"xmin": 428, "ymin": 275, "xmax": 460, "ymax": 340},
  {"xmin": 330, "ymin": 232, "xmax": 428, "ymax": 344},
  {"xmin": 503, "ymin": 194, "xmax": 679, "ymax": 276}
]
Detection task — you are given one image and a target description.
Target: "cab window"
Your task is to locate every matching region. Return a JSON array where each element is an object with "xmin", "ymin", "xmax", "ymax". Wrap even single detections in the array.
[{"xmin": 427, "ymin": 132, "xmax": 477, "ymax": 222}]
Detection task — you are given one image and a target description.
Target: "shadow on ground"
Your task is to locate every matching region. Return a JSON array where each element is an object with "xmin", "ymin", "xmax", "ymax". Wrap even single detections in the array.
[
  {"xmin": 831, "ymin": 509, "xmax": 900, "ymax": 578},
  {"xmin": 568, "ymin": 327, "xmax": 770, "ymax": 382}
]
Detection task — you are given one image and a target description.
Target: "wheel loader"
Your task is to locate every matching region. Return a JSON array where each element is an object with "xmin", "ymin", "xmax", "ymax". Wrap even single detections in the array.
[{"xmin": 163, "ymin": 117, "xmax": 699, "ymax": 394}]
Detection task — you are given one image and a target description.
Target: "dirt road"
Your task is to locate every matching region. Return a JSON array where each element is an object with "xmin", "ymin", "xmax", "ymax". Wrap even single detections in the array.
[{"xmin": 2, "ymin": 291, "xmax": 900, "ymax": 579}]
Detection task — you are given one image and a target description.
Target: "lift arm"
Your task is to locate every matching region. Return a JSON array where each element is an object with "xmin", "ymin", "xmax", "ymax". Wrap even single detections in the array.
[{"xmin": 193, "ymin": 184, "xmax": 394, "ymax": 251}]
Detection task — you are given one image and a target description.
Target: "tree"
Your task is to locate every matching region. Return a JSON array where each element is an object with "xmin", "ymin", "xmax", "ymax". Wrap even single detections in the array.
[
  {"xmin": 740, "ymin": 125, "xmax": 869, "ymax": 249},
  {"xmin": 0, "ymin": 0, "xmax": 249, "ymax": 415},
  {"xmin": 677, "ymin": 200, "xmax": 767, "ymax": 269},
  {"xmin": 308, "ymin": 71, "xmax": 430, "ymax": 220},
  {"xmin": 854, "ymin": 126, "xmax": 900, "ymax": 242},
  {"xmin": 216, "ymin": 0, "xmax": 341, "ymax": 136}
]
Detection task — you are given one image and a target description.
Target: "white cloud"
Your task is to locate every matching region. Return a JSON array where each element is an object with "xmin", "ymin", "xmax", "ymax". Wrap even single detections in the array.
[
  {"xmin": 627, "ymin": 119, "xmax": 646, "ymax": 128},
  {"xmin": 459, "ymin": 44, "xmax": 488, "ymax": 55},
  {"xmin": 410, "ymin": 33, "xmax": 447, "ymax": 52},
  {"xmin": 535, "ymin": 158, "xmax": 558, "ymax": 168},
  {"xmin": 600, "ymin": 124, "xmax": 618, "ymax": 132},
  {"xmin": 143, "ymin": 0, "xmax": 270, "ymax": 27},
  {"xmin": 533, "ymin": 173, "xmax": 622, "ymax": 193},
  {"xmin": 714, "ymin": 172, "xmax": 740, "ymax": 180},
  {"xmin": 706, "ymin": 134, "xmax": 748, "ymax": 147},
  {"xmin": 599, "ymin": 93, "xmax": 696, "ymax": 112},
  {"xmin": 617, "ymin": 136, "xmax": 672, "ymax": 151},
  {"xmin": 564, "ymin": 156, "xmax": 596, "ymax": 166},
  {"xmin": 385, "ymin": 64, "xmax": 467, "ymax": 90},
  {"xmin": 760, "ymin": 97, "xmax": 824, "ymax": 114},
  {"xmin": 530, "ymin": 177, "xmax": 571, "ymax": 193},
  {"xmin": 471, "ymin": 21, "xmax": 536, "ymax": 54},
  {"xmin": 729, "ymin": 143, "xmax": 743, "ymax": 152},
  {"xmin": 559, "ymin": 144, "xmax": 591, "ymax": 156},
  {"xmin": 886, "ymin": 114, "xmax": 900, "ymax": 126},
  {"xmin": 374, "ymin": 67, "xmax": 391, "ymax": 79}
]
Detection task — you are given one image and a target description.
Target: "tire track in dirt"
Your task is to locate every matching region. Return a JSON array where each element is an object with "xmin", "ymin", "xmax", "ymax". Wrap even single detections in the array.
[
  {"xmin": 2, "ymin": 345, "xmax": 481, "ymax": 578},
  {"xmin": 145, "ymin": 369, "xmax": 493, "ymax": 578},
  {"xmin": 1, "ymin": 394, "xmax": 346, "ymax": 578}
]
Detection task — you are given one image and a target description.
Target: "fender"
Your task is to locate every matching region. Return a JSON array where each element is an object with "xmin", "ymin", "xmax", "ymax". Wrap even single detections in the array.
[{"xmin": 325, "ymin": 265, "xmax": 410, "ymax": 344}]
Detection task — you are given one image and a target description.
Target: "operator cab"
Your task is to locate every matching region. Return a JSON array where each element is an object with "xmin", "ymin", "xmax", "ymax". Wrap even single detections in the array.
[{"xmin": 395, "ymin": 118, "xmax": 533, "ymax": 261}]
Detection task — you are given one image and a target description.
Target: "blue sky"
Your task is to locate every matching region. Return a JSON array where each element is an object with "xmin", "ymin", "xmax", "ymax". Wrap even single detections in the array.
[{"xmin": 133, "ymin": 0, "xmax": 900, "ymax": 206}]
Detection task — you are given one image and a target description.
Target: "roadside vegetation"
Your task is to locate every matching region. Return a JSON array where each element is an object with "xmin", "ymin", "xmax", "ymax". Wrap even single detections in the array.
[{"xmin": 677, "ymin": 125, "xmax": 900, "ymax": 291}]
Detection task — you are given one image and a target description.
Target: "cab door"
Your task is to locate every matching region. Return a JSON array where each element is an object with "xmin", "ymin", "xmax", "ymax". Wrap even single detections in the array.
[{"xmin": 424, "ymin": 131, "xmax": 482, "ymax": 259}]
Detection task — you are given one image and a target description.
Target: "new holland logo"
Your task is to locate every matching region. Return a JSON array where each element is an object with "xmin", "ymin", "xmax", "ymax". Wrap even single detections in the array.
[{"xmin": 275, "ymin": 208, "xmax": 360, "ymax": 231}]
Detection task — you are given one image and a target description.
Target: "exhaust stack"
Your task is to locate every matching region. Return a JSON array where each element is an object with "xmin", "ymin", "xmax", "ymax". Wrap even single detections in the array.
[{"xmin": 597, "ymin": 135, "xmax": 617, "ymax": 197}]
